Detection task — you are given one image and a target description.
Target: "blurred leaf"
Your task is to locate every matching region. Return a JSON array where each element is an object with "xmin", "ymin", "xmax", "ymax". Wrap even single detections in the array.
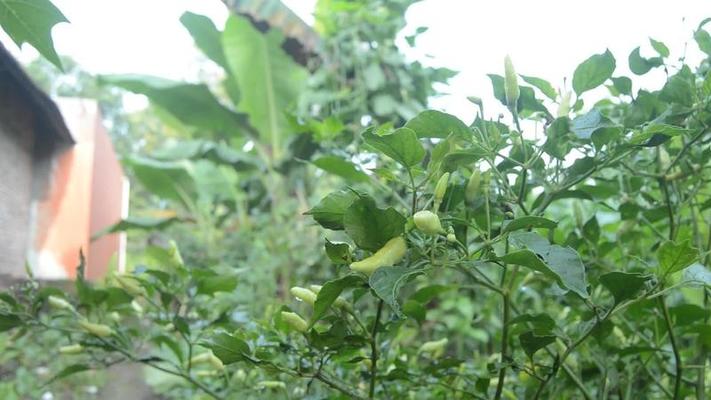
[
  {"xmin": 362, "ymin": 127, "xmax": 425, "ymax": 168},
  {"xmin": 628, "ymin": 47, "xmax": 663, "ymax": 75},
  {"xmin": 649, "ymin": 38, "xmax": 670, "ymax": 57},
  {"xmin": 658, "ymin": 240, "xmax": 697, "ymax": 278},
  {"xmin": 93, "ymin": 216, "xmax": 181, "ymax": 239},
  {"xmin": 510, "ymin": 313, "xmax": 556, "ymax": 333},
  {"xmin": 599, "ymin": 272, "xmax": 650, "ymax": 305},
  {"xmin": 572, "ymin": 50, "xmax": 616, "ymax": 96},
  {"xmin": 311, "ymin": 274, "xmax": 365, "ymax": 324},
  {"xmin": 194, "ymin": 270, "xmax": 238, "ymax": 295},
  {"xmin": 669, "ymin": 304, "xmax": 710, "ymax": 326},
  {"xmin": 180, "ymin": 11, "xmax": 228, "ymax": 69},
  {"xmin": 101, "ymin": 74, "xmax": 247, "ymax": 136},
  {"xmin": 611, "ymin": 76, "xmax": 632, "ymax": 95},
  {"xmin": 305, "ymin": 189, "xmax": 360, "ymax": 230},
  {"xmin": 325, "ymin": 240, "xmax": 351, "ymax": 264},
  {"xmin": 0, "ymin": 313, "xmax": 21, "ymax": 332},
  {"xmin": 630, "ymin": 123, "xmax": 690, "ymax": 145},
  {"xmin": 312, "ymin": 156, "xmax": 369, "ymax": 182},
  {"xmin": 44, "ymin": 364, "xmax": 90, "ymax": 386},
  {"xmin": 343, "ymin": 195, "xmax": 406, "ymax": 251},
  {"xmin": 223, "ymin": 15, "xmax": 307, "ymax": 154},
  {"xmin": 682, "ymin": 263, "xmax": 711, "ymax": 286},
  {"xmin": 203, "ymin": 332, "xmax": 251, "ymax": 365},
  {"xmin": 370, "ymin": 266, "xmax": 424, "ymax": 317},
  {"xmin": 0, "ymin": 0, "xmax": 67, "ymax": 70},
  {"xmin": 520, "ymin": 75, "xmax": 556, "ymax": 100},
  {"xmin": 519, "ymin": 331, "xmax": 556, "ymax": 358},
  {"xmin": 502, "ymin": 216, "xmax": 557, "ymax": 234},
  {"xmin": 405, "ymin": 110, "xmax": 470, "ymax": 139}
]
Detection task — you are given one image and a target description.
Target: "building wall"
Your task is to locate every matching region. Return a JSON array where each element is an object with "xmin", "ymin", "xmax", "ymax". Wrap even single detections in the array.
[{"xmin": 0, "ymin": 80, "xmax": 35, "ymax": 280}]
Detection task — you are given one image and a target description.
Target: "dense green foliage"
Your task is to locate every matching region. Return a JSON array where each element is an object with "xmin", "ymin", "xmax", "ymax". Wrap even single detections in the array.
[{"xmin": 1, "ymin": 2, "xmax": 711, "ymax": 400}]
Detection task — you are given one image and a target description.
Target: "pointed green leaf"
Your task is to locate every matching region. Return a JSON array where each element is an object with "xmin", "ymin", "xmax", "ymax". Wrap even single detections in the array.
[
  {"xmin": 599, "ymin": 272, "xmax": 650, "ymax": 305},
  {"xmin": 312, "ymin": 156, "xmax": 369, "ymax": 182},
  {"xmin": 520, "ymin": 75, "xmax": 557, "ymax": 100},
  {"xmin": 203, "ymin": 332, "xmax": 251, "ymax": 365},
  {"xmin": 519, "ymin": 331, "xmax": 556, "ymax": 358},
  {"xmin": 311, "ymin": 274, "xmax": 366, "ymax": 324},
  {"xmin": 0, "ymin": 0, "xmax": 67, "ymax": 70},
  {"xmin": 362, "ymin": 127, "xmax": 425, "ymax": 168},
  {"xmin": 180, "ymin": 12, "xmax": 228, "ymax": 69},
  {"xmin": 370, "ymin": 266, "xmax": 424, "ymax": 317},
  {"xmin": 305, "ymin": 189, "xmax": 360, "ymax": 230},
  {"xmin": 572, "ymin": 50, "xmax": 616, "ymax": 96},
  {"xmin": 658, "ymin": 240, "xmax": 697, "ymax": 278},
  {"xmin": 404, "ymin": 110, "xmax": 470, "ymax": 139},
  {"xmin": 628, "ymin": 47, "xmax": 663, "ymax": 75},
  {"xmin": 343, "ymin": 196, "xmax": 406, "ymax": 251},
  {"xmin": 649, "ymin": 38, "xmax": 670, "ymax": 57},
  {"xmin": 502, "ymin": 216, "xmax": 557, "ymax": 234}
]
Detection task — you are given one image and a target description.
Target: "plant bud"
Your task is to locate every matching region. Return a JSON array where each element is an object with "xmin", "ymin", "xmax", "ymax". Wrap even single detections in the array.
[
  {"xmin": 446, "ymin": 233, "xmax": 457, "ymax": 243},
  {"xmin": 419, "ymin": 338, "xmax": 448, "ymax": 358},
  {"xmin": 433, "ymin": 172, "xmax": 450, "ymax": 209},
  {"xmin": 115, "ymin": 274, "xmax": 144, "ymax": 297},
  {"xmin": 258, "ymin": 381, "xmax": 286, "ymax": 390},
  {"xmin": 557, "ymin": 91, "xmax": 571, "ymax": 117},
  {"xmin": 413, "ymin": 211, "xmax": 444, "ymax": 235},
  {"xmin": 48, "ymin": 295, "xmax": 74, "ymax": 312},
  {"xmin": 465, "ymin": 170, "xmax": 481, "ymax": 203},
  {"xmin": 281, "ymin": 311, "xmax": 308, "ymax": 333},
  {"xmin": 290, "ymin": 287, "xmax": 317, "ymax": 306},
  {"xmin": 504, "ymin": 55, "xmax": 520, "ymax": 111},
  {"xmin": 59, "ymin": 344, "xmax": 83, "ymax": 355},
  {"xmin": 78, "ymin": 320, "xmax": 114, "ymax": 337}
]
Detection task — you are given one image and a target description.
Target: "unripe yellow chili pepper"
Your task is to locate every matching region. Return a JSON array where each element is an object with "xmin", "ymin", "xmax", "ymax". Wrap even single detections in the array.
[
  {"xmin": 413, "ymin": 211, "xmax": 444, "ymax": 235},
  {"xmin": 281, "ymin": 311, "xmax": 308, "ymax": 333},
  {"xmin": 350, "ymin": 236, "xmax": 407, "ymax": 275},
  {"xmin": 290, "ymin": 287, "xmax": 317, "ymax": 306},
  {"xmin": 465, "ymin": 170, "xmax": 481, "ymax": 203},
  {"xmin": 48, "ymin": 295, "xmax": 74, "ymax": 312},
  {"xmin": 419, "ymin": 338, "xmax": 448, "ymax": 358},
  {"xmin": 59, "ymin": 344, "xmax": 84, "ymax": 355},
  {"xmin": 78, "ymin": 320, "xmax": 115, "ymax": 337},
  {"xmin": 258, "ymin": 381, "xmax": 286, "ymax": 390},
  {"xmin": 433, "ymin": 172, "xmax": 449, "ymax": 210},
  {"xmin": 115, "ymin": 274, "xmax": 145, "ymax": 297}
]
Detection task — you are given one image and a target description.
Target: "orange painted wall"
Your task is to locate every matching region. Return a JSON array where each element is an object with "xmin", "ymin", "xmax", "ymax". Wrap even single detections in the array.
[{"xmin": 32, "ymin": 99, "xmax": 125, "ymax": 280}]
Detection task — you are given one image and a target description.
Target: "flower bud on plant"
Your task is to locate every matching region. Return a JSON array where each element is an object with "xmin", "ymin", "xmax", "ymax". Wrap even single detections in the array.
[
  {"xmin": 281, "ymin": 311, "xmax": 308, "ymax": 333},
  {"xmin": 433, "ymin": 172, "xmax": 449, "ymax": 210},
  {"xmin": 115, "ymin": 274, "xmax": 144, "ymax": 297},
  {"xmin": 446, "ymin": 233, "xmax": 457, "ymax": 243},
  {"xmin": 258, "ymin": 381, "xmax": 286, "ymax": 390},
  {"xmin": 557, "ymin": 91, "xmax": 571, "ymax": 117},
  {"xmin": 290, "ymin": 287, "xmax": 317, "ymax": 306},
  {"xmin": 419, "ymin": 338, "xmax": 448, "ymax": 358},
  {"xmin": 413, "ymin": 211, "xmax": 444, "ymax": 235},
  {"xmin": 59, "ymin": 344, "xmax": 83, "ymax": 355},
  {"xmin": 109, "ymin": 312, "xmax": 121, "ymax": 322},
  {"xmin": 48, "ymin": 295, "xmax": 74, "ymax": 312},
  {"xmin": 465, "ymin": 170, "xmax": 481, "ymax": 203},
  {"xmin": 78, "ymin": 320, "xmax": 114, "ymax": 337},
  {"xmin": 190, "ymin": 351, "xmax": 213, "ymax": 366},
  {"xmin": 350, "ymin": 236, "xmax": 407, "ymax": 275},
  {"xmin": 504, "ymin": 55, "xmax": 519, "ymax": 111}
]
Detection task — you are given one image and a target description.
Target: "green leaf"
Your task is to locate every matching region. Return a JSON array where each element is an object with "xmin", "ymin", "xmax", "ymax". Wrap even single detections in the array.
[
  {"xmin": 44, "ymin": 364, "xmax": 90, "ymax": 386},
  {"xmin": 658, "ymin": 240, "xmax": 697, "ymax": 278},
  {"xmin": 223, "ymin": 15, "xmax": 307, "ymax": 157},
  {"xmin": 305, "ymin": 189, "xmax": 360, "ymax": 230},
  {"xmin": 0, "ymin": 0, "xmax": 67, "ymax": 70},
  {"xmin": 628, "ymin": 47, "xmax": 663, "ymax": 75},
  {"xmin": 695, "ymin": 27, "xmax": 711, "ymax": 55},
  {"xmin": 510, "ymin": 313, "xmax": 557, "ymax": 333},
  {"xmin": 599, "ymin": 272, "xmax": 650, "ymax": 305},
  {"xmin": 410, "ymin": 285, "xmax": 451, "ymax": 304},
  {"xmin": 649, "ymin": 38, "xmax": 670, "ymax": 57},
  {"xmin": 506, "ymin": 232, "xmax": 589, "ymax": 298},
  {"xmin": 611, "ymin": 77, "xmax": 632, "ymax": 95},
  {"xmin": 571, "ymin": 109, "xmax": 619, "ymax": 141},
  {"xmin": 180, "ymin": 12, "xmax": 227, "ymax": 69},
  {"xmin": 669, "ymin": 304, "xmax": 710, "ymax": 326},
  {"xmin": 404, "ymin": 110, "xmax": 470, "ymax": 139},
  {"xmin": 343, "ymin": 196, "xmax": 406, "ymax": 252},
  {"xmin": 519, "ymin": 331, "xmax": 556, "ymax": 358},
  {"xmin": 520, "ymin": 75, "xmax": 557, "ymax": 101},
  {"xmin": 502, "ymin": 216, "xmax": 557, "ymax": 234},
  {"xmin": 0, "ymin": 313, "xmax": 21, "ymax": 332},
  {"xmin": 312, "ymin": 156, "xmax": 369, "ymax": 182},
  {"xmin": 582, "ymin": 216, "xmax": 599, "ymax": 243},
  {"xmin": 203, "ymin": 332, "xmax": 251, "ymax": 365},
  {"xmin": 440, "ymin": 147, "xmax": 488, "ymax": 173},
  {"xmin": 630, "ymin": 123, "xmax": 690, "ymax": 145},
  {"xmin": 362, "ymin": 127, "xmax": 425, "ymax": 168},
  {"xmin": 311, "ymin": 274, "xmax": 365, "ymax": 324},
  {"xmin": 325, "ymin": 240, "xmax": 351, "ymax": 264},
  {"xmin": 369, "ymin": 266, "xmax": 424, "ymax": 317},
  {"xmin": 402, "ymin": 300, "xmax": 426, "ymax": 324},
  {"xmin": 194, "ymin": 270, "xmax": 238, "ymax": 295},
  {"xmin": 572, "ymin": 50, "xmax": 616, "ymax": 96},
  {"xmin": 92, "ymin": 216, "xmax": 181, "ymax": 239},
  {"xmin": 101, "ymin": 75, "xmax": 248, "ymax": 136}
]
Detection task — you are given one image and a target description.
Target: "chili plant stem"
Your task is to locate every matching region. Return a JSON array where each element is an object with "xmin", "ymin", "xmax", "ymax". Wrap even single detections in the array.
[
  {"xmin": 658, "ymin": 295, "xmax": 682, "ymax": 400},
  {"xmin": 493, "ymin": 292, "xmax": 511, "ymax": 400},
  {"xmin": 369, "ymin": 299, "xmax": 384, "ymax": 399}
]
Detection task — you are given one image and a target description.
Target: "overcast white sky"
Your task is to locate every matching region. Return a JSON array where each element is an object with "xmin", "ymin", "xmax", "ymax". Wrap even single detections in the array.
[{"xmin": 2, "ymin": 0, "xmax": 708, "ymax": 122}]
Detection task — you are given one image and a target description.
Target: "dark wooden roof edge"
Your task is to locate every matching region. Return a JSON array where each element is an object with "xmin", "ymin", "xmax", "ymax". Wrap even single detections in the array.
[{"xmin": 0, "ymin": 41, "xmax": 74, "ymax": 145}]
